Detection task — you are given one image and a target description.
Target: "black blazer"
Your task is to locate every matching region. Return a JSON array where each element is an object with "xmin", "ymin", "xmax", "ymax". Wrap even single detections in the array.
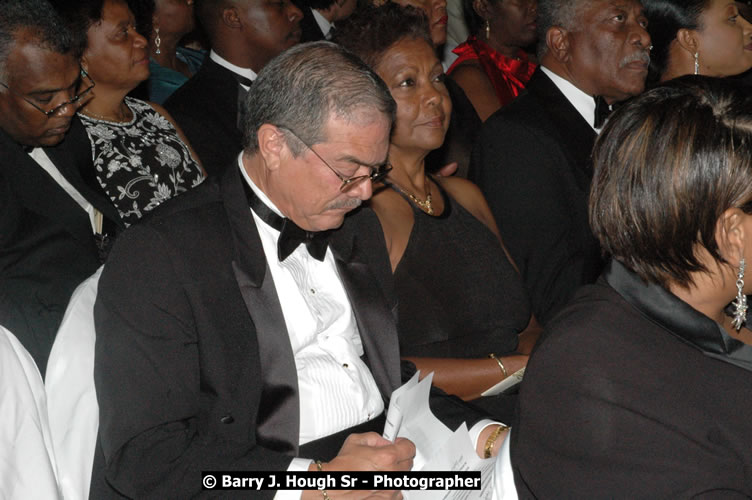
[
  {"xmin": 164, "ymin": 56, "xmax": 244, "ymax": 178},
  {"xmin": 513, "ymin": 260, "xmax": 752, "ymax": 497},
  {"xmin": 93, "ymin": 166, "xmax": 484, "ymax": 498},
  {"xmin": 297, "ymin": 5, "xmax": 326, "ymax": 42},
  {"xmin": 469, "ymin": 69, "xmax": 602, "ymax": 324},
  {"xmin": 0, "ymin": 118, "xmax": 123, "ymax": 376}
]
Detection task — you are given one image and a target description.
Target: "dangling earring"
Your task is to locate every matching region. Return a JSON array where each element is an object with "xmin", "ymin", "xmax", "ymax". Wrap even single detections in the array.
[
  {"xmin": 154, "ymin": 27, "xmax": 161, "ymax": 55},
  {"xmin": 694, "ymin": 52, "xmax": 699, "ymax": 75},
  {"xmin": 484, "ymin": 19, "xmax": 490, "ymax": 40},
  {"xmin": 732, "ymin": 258, "xmax": 748, "ymax": 330}
]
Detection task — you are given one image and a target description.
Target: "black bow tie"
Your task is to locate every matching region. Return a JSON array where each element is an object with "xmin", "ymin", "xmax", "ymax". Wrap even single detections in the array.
[
  {"xmin": 593, "ymin": 95, "xmax": 612, "ymax": 129},
  {"xmin": 241, "ymin": 179, "xmax": 329, "ymax": 262}
]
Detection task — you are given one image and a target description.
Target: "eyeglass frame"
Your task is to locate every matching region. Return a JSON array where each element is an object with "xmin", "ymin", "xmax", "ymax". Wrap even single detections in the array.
[
  {"xmin": 0, "ymin": 68, "xmax": 96, "ymax": 117},
  {"xmin": 277, "ymin": 125, "xmax": 392, "ymax": 192}
]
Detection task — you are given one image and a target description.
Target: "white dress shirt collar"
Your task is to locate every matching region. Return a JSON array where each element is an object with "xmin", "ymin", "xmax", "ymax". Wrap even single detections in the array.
[
  {"xmin": 311, "ymin": 9, "xmax": 333, "ymax": 39},
  {"xmin": 238, "ymin": 156, "xmax": 284, "ymax": 219},
  {"xmin": 209, "ymin": 50, "xmax": 258, "ymax": 90},
  {"xmin": 540, "ymin": 66, "xmax": 599, "ymax": 132}
]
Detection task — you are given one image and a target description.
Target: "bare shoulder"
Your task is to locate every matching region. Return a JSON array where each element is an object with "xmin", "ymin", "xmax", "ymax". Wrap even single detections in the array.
[
  {"xmin": 434, "ymin": 176, "xmax": 499, "ymax": 235},
  {"xmin": 448, "ymin": 62, "xmax": 500, "ymax": 121},
  {"xmin": 435, "ymin": 175, "xmax": 485, "ymax": 210}
]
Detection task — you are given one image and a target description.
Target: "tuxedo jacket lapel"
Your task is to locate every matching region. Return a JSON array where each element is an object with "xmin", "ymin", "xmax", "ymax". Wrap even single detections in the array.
[
  {"xmin": 44, "ymin": 118, "xmax": 124, "ymax": 229},
  {"xmin": 330, "ymin": 225, "xmax": 402, "ymax": 397},
  {"xmin": 221, "ymin": 167, "xmax": 300, "ymax": 455},
  {"xmin": 0, "ymin": 129, "xmax": 95, "ymax": 247}
]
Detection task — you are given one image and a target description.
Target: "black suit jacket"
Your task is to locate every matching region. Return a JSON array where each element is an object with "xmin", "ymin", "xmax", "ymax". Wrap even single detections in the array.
[
  {"xmin": 164, "ymin": 57, "xmax": 244, "ymax": 178},
  {"xmin": 513, "ymin": 260, "xmax": 752, "ymax": 497},
  {"xmin": 469, "ymin": 69, "xmax": 603, "ymax": 324},
  {"xmin": 93, "ymin": 165, "xmax": 483, "ymax": 498},
  {"xmin": 297, "ymin": 5, "xmax": 326, "ymax": 42},
  {"xmin": 0, "ymin": 118, "xmax": 123, "ymax": 376}
]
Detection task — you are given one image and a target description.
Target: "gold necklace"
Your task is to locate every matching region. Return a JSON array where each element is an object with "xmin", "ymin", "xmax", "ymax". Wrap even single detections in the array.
[
  {"xmin": 79, "ymin": 105, "xmax": 131, "ymax": 123},
  {"xmin": 395, "ymin": 181, "xmax": 433, "ymax": 215}
]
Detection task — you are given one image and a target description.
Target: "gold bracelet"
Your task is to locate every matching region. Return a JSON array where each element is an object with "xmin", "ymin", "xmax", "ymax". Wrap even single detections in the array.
[
  {"xmin": 488, "ymin": 353, "xmax": 508, "ymax": 379},
  {"xmin": 483, "ymin": 424, "xmax": 509, "ymax": 459},
  {"xmin": 314, "ymin": 460, "xmax": 331, "ymax": 500}
]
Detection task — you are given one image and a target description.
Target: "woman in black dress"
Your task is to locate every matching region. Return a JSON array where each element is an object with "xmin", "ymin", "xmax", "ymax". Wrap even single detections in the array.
[{"xmin": 338, "ymin": 4, "xmax": 540, "ymax": 420}]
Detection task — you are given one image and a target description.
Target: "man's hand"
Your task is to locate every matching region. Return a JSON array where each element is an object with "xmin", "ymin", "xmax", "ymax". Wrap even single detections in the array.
[{"xmin": 301, "ymin": 433, "xmax": 415, "ymax": 499}]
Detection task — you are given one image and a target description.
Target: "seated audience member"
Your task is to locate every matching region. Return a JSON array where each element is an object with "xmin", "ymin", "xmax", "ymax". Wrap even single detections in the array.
[
  {"xmin": 56, "ymin": 0, "xmax": 205, "ymax": 227},
  {"xmin": 447, "ymin": 0, "xmax": 537, "ymax": 120},
  {"xmin": 294, "ymin": 0, "xmax": 358, "ymax": 41},
  {"xmin": 644, "ymin": 0, "xmax": 752, "ymax": 84},
  {"xmin": 513, "ymin": 76, "xmax": 752, "ymax": 497},
  {"xmin": 383, "ymin": 0, "xmax": 482, "ymax": 177},
  {"xmin": 164, "ymin": 0, "xmax": 303, "ymax": 177},
  {"xmin": 134, "ymin": 0, "xmax": 206, "ymax": 104},
  {"xmin": 339, "ymin": 3, "xmax": 539, "ymax": 422},
  {"xmin": 0, "ymin": 0, "xmax": 123, "ymax": 377},
  {"xmin": 93, "ymin": 42, "xmax": 504, "ymax": 498},
  {"xmin": 469, "ymin": 0, "xmax": 651, "ymax": 324}
]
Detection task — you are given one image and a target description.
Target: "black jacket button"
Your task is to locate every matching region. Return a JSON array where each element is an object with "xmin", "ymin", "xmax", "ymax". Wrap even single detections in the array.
[{"xmin": 220, "ymin": 414, "xmax": 234, "ymax": 424}]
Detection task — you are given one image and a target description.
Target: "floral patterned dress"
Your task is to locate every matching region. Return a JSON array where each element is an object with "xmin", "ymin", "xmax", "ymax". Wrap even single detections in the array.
[{"xmin": 79, "ymin": 97, "xmax": 204, "ymax": 226}]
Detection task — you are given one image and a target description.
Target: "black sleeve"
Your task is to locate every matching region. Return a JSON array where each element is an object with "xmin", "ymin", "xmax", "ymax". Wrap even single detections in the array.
[
  {"xmin": 94, "ymin": 224, "xmax": 291, "ymax": 499},
  {"xmin": 470, "ymin": 117, "xmax": 599, "ymax": 324}
]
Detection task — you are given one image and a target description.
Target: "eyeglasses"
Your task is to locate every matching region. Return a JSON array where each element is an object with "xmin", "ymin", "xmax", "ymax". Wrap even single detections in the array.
[
  {"xmin": 0, "ymin": 69, "xmax": 96, "ymax": 117},
  {"xmin": 279, "ymin": 125, "xmax": 392, "ymax": 192}
]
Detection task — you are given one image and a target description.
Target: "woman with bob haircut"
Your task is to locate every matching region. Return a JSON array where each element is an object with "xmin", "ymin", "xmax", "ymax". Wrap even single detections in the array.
[{"xmin": 511, "ymin": 76, "xmax": 752, "ymax": 497}]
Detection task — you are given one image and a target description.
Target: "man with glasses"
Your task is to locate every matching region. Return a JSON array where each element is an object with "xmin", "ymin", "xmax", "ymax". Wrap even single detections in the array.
[
  {"xmin": 94, "ymin": 42, "xmax": 499, "ymax": 499},
  {"xmin": 0, "ymin": 0, "xmax": 123, "ymax": 377}
]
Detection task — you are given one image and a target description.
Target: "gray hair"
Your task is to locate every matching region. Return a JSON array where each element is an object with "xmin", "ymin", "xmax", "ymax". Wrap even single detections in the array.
[
  {"xmin": 0, "ymin": 0, "xmax": 83, "ymax": 81},
  {"xmin": 536, "ymin": 0, "xmax": 589, "ymax": 58},
  {"xmin": 243, "ymin": 41, "xmax": 396, "ymax": 156}
]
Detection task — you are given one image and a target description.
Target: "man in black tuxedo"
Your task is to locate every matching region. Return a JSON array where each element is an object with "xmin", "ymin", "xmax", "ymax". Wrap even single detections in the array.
[
  {"xmin": 469, "ymin": 0, "xmax": 651, "ymax": 324},
  {"xmin": 95, "ymin": 42, "xmax": 503, "ymax": 499},
  {"xmin": 164, "ymin": 0, "xmax": 303, "ymax": 178},
  {"xmin": 294, "ymin": 0, "xmax": 357, "ymax": 42},
  {"xmin": 0, "ymin": 0, "xmax": 123, "ymax": 377}
]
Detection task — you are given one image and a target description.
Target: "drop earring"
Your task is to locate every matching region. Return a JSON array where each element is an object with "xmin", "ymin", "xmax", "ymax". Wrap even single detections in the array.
[
  {"xmin": 154, "ymin": 27, "xmax": 161, "ymax": 55},
  {"xmin": 694, "ymin": 52, "xmax": 699, "ymax": 75},
  {"xmin": 485, "ymin": 19, "xmax": 490, "ymax": 40},
  {"xmin": 732, "ymin": 258, "xmax": 748, "ymax": 330}
]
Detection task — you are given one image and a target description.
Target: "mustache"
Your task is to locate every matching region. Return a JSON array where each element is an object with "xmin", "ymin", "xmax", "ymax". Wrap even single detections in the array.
[
  {"xmin": 327, "ymin": 198, "xmax": 362, "ymax": 211},
  {"xmin": 619, "ymin": 50, "xmax": 651, "ymax": 68}
]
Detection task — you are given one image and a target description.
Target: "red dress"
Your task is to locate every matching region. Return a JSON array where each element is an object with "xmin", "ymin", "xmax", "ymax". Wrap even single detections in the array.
[{"xmin": 448, "ymin": 36, "xmax": 536, "ymax": 107}]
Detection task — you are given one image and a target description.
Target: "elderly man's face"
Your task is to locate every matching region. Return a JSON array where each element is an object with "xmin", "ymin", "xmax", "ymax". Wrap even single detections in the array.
[
  {"xmin": 0, "ymin": 36, "xmax": 80, "ymax": 147},
  {"xmin": 567, "ymin": 0, "xmax": 650, "ymax": 103},
  {"xmin": 274, "ymin": 113, "xmax": 391, "ymax": 232},
  {"xmin": 236, "ymin": 0, "xmax": 303, "ymax": 71}
]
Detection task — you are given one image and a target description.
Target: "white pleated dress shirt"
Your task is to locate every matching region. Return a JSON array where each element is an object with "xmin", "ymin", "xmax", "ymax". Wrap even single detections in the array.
[{"xmin": 238, "ymin": 160, "xmax": 384, "ymax": 442}]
